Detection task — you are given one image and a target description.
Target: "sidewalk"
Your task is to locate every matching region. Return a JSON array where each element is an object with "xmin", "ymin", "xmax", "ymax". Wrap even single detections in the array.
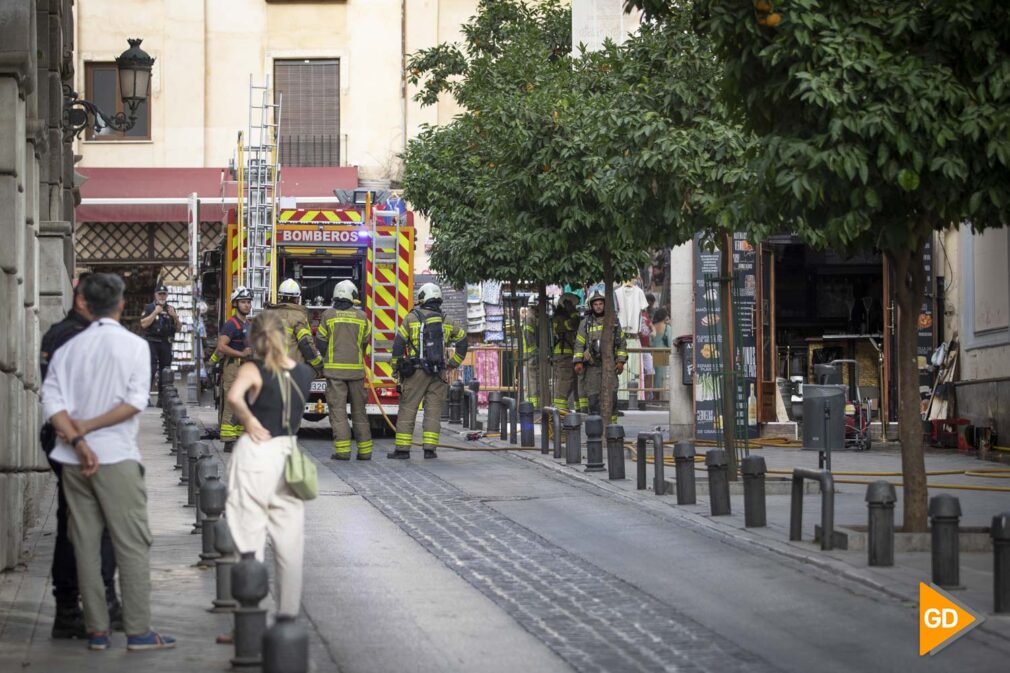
[
  {"xmin": 459, "ymin": 409, "xmax": 1010, "ymax": 644},
  {"xmin": 0, "ymin": 407, "xmax": 331, "ymax": 672}
]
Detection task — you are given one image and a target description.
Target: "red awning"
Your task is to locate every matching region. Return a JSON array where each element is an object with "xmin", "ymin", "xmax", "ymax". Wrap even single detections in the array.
[{"xmin": 76, "ymin": 166, "xmax": 359, "ymax": 223}]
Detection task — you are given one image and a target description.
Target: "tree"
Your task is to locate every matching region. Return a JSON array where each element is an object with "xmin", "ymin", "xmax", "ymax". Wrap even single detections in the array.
[{"xmin": 629, "ymin": 0, "xmax": 1010, "ymax": 530}]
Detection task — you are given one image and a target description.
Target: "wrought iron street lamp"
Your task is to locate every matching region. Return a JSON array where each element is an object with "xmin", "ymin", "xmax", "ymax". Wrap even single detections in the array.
[{"xmin": 63, "ymin": 38, "xmax": 155, "ymax": 140}]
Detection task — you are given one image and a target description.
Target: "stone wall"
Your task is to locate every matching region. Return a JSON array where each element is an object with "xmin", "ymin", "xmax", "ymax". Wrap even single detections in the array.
[{"xmin": 0, "ymin": 1, "xmax": 76, "ymax": 570}]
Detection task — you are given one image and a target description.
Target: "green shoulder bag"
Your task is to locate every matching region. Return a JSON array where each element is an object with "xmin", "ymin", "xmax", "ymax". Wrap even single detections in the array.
[{"xmin": 279, "ymin": 369, "xmax": 318, "ymax": 501}]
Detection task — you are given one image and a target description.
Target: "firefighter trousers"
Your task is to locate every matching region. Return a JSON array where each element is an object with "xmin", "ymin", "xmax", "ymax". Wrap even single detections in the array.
[
  {"xmin": 526, "ymin": 357, "xmax": 540, "ymax": 407},
  {"xmin": 551, "ymin": 355, "xmax": 574, "ymax": 411},
  {"xmin": 220, "ymin": 359, "xmax": 244, "ymax": 440},
  {"xmin": 325, "ymin": 378, "xmax": 372, "ymax": 457},
  {"xmin": 578, "ymin": 364, "xmax": 618, "ymax": 422},
  {"xmin": 394, "ymin": 370, "xmax": 448, "ymax": 451}
]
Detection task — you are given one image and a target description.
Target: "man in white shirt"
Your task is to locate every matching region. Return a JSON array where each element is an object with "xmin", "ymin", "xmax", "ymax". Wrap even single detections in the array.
[{"xmin": 41, "ymin": 273, "xmax": 176, "ymax": 652}]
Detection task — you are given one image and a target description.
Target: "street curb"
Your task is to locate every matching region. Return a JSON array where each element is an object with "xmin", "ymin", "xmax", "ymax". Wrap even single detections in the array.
[{"xmin": 451, "ymin": 424, "xmax": 1010, "ymax": 647}]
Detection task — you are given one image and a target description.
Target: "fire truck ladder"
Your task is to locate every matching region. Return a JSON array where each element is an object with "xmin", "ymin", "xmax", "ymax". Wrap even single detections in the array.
[
  {"xmin": 368, "ymin": 206, "xmax": 404, "ymax": 385},
  {"xmin": 240, "ymin": 76, "xmax": 282, "ymax": 314}
]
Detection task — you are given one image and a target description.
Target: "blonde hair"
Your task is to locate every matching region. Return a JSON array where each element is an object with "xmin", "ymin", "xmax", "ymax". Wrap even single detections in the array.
[{"xmin": 250, "ymin": 311, "xmax": 288, "ymax": 374}]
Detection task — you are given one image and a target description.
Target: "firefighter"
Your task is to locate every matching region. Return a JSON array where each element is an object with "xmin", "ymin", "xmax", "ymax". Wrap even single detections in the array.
[
  {"xmin": 216, "ymin": 286, "xmax": 253, "ymax": 452},
  {"xmin": 573, "ymin": 290, "xmax": 627, "ymax": 422},
  {"xmin": 316, "ymin": 280, "xmax": 373, "ymax": 461},
  {"xmin": 522, "ymin": 295, "xmax": 540, "ymax": 408},
  {"xmin": 264, "ymin": 278, "xmax": 324, "ymax": 374},
  {"xmin": 551, "ymin": 292, "xmax": 580, "ymax": 411},
  {"xmin": 388, "ymin": 283, "xmax": 467, "ymax": 459}
]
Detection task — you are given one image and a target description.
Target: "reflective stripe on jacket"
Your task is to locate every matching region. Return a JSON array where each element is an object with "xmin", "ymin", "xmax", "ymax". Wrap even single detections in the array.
[
  {"xmin": 316, "ymin": 307, "xmax": 370, "ymax": 380},
  {"xmin": 573, "ymin": 313, "xmax": 627, "ymax": 365},
  {"xmin": 552, "ymin": 313, "xmax": 578, "ymax": 356}
]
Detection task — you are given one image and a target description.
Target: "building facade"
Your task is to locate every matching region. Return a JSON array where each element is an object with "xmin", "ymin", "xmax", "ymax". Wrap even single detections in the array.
[{"xmin": 0, "ymin": 1, "xmax": 78, "ymax": 570}]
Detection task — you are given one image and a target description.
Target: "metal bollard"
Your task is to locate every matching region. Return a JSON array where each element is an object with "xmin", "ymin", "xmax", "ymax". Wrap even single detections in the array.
[
  {"xmin": 550, "ymin": 408, "xmax": 563, "ymax": 459},
  {"xmin": 263, "ymin": 614, "xmax": 309, "ymax": 673},
  {"xmin": 502, "ymin": 397, "xmax": 517, "ymax": 444},
  {"xmin": 673, "ymin": 441, "xmax": 696, "ymax": 505},
  {"xmin": 628, "ymin": 378, "xmax": 639, "ymax": 411},
  {"xmin": 448, "ymin": 381, "xmax": 463, "ymax": 425},
  {"xmin": 636, "ymin": 433, "xmax": 648, "ymax": 490},
  {"xmin": 487, "ymin": 392, "xmax": 503, "ymax": 434},
  {"xmin": 519, "ymin": 402, "xmax": 535, "ymax": 447},
  {"xmin": 865, "ymin": 481, "xmax": 896, "ymax": 567},
  {"xmin": 465, "ymin": 390, "xmax": 480, "ymax": 429},
  {"xmin": 462, "ymin": 389, "xmax": 472, "ymax": 429},
  {"xmin": 178, "ymin": 420, "xmax": 198, "ymax": 478},
  {"xmin": 652, "ymin": 432, "xmax": 666, "ymax": 495},
  {"xmin": 199, "ymin": 473, "xmax": 227, "ymax": 567},
  {"xmin": 606, "ymin": 425, "xmax": 625, "ymax": 480},
  {"xmin": 185, "ymin": 431, "xmax": 203, "ymax": 507},
  {"xmin": 540, "ymin": 408, "xmax": 551, "ymax": 455},
  {"xmin": 740, "ymin": 455, "xmax": 767, "ymax": 527},
  {"xmin": 193, "ymin": 449, "xmax": 219, "ymax": 533},
  {"xmin": 159, "ymin": 368, "xmax": 174, "ymax": 407},
  {"xmin": 705, "ymin": 450, "xmax": 732, "ymax": 516},
  {"xmin": 564, "ymin": 412, "xmax": 582, "ymax": 465},
  {"xmin": 231, "ymin": 552, "xmax": 269, "ymax": 667},
  {"xmin": 186, "ymin": 371, "xmax": 199, "ymax": 405},
  {"xmin": 929, "ymin": 494, "xmax": 962, "ymax": 588},
  {"xmin": 584, "ymin": 416, "xmax": 605, "ymax": 472},
  {"xmin": 212, "ymin": 518, "xmax": 238, "ymax": 612},
  {"xmin": 993, "ymin": 512, "xmax": 1010, "ymax": 613},
  {"xmin": 169, "ymin": 402, "xmax": 186, "ymax": 448}
]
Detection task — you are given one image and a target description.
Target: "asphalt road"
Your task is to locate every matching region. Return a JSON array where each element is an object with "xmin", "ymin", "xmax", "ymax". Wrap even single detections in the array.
[{"xmin": 296, "ymin": 430, "xmax": 1009, "ymax": 673}]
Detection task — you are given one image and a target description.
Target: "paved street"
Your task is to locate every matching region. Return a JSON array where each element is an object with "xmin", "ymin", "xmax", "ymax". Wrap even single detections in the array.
[{"xmin": 2, "ymin": 408, "xmax": 1009, "ymax": 672}]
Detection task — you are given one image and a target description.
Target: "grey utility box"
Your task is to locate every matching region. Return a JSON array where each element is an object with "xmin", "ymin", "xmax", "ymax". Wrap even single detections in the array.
[{"xmin": 802, "ymin": 385, "xmax": 845, "ymax": 452}]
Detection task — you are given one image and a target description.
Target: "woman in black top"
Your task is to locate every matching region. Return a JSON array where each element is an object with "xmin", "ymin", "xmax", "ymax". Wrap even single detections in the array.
[{"xmin": 225, "ymin": 311, "xmax": 313, "ymax": 617}]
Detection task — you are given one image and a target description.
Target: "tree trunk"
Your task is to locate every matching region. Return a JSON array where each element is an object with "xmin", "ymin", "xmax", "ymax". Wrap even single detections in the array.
[
  {"xmin": 886, "ymin": 238, "xmax": 929, "ymax": 532},
  {"xmin": 537, "ymin": 281, "xmax": 551, "ymax": 413},
  {"xmin": 601, "ymin": 251, "xmax": 616, "ymax": 425}
]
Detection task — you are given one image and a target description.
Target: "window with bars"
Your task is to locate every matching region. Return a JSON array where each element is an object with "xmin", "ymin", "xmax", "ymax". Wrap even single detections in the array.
[
  {"xmin": 274, "ymin": 59, "xmax": 340, "ymax": 167},
  {"xmin": 84, "ymin": 62, "xmax": 151, "ymax": 140}
]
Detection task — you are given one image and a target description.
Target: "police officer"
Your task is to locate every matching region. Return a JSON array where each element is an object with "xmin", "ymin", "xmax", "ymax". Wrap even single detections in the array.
[
  {"xmin": 573, "ymin": 290, "xmax": 627, "ymax": 422},
  {"xmin": 39, "ymin": 274, "xmax": 122, "ymax": 638},
  {"xmin": 139, "ymin": 283, "xmax": 181, "ymax": 385},
  {"xmin": 265, "ymin": 278, "xmax": 323, "ymax": 374},
  {"xmin": 522, "ymin": 295, "xmax": 541, "ymax": 407},
  {"xmin": 551, "ymin": 292, "xmax": 580, "ymax": 411},
  {"xmin": 388, "ymin": 283, "xmax": 467, "ymax": 459},
  {"xmin": 316, "ymin": 280, "xmax": 373, "ymax": 461},
  {"xmin": 216, "ymin": 286, "xmax": 252, "ymax": 451}
]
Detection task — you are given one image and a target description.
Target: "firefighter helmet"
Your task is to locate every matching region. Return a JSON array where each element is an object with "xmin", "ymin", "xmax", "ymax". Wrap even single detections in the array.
[
  {"xmin": 333, "ymin": 279, "xmax": 359, "ymax": 302},
  {"xmin": 587, "ymin": 289, "xmax": 605, "ymax": 305},
  {"xmin": 278, "ymin": 278, "xmax": 301, "ymax": 300},
  {"xmin": 417, "ymin": 282, "xmax": 442, "ymax": 305},
  {"xmin": 558, "ymin": 292, "xmax": 580, "ymax": 310},
  {"xmin": 231, "ymin": 286, "xmax": 253, "ymax": 304}
]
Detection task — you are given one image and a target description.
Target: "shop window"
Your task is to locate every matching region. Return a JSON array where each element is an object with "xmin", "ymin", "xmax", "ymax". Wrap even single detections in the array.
[{"xmin": 83, "ymin": 62, "xmax": 151, "ymax": 141}]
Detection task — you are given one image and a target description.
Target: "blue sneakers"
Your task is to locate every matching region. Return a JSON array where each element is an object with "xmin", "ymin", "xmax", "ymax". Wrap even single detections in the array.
[
  {"xmin": 87, "ymin": 633, "xmax": 110, "ymax": 651},
  {"xmin": 126, "ymin": 631, "xmax": 177, "ymax": 651}
]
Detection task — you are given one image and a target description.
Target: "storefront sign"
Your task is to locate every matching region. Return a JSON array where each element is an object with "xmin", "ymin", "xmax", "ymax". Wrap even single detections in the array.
[
  {"xmin": 276, "ymin": 226, "xmax": 369, "ymax": 246},
  {"xmin": 693, "ymin": 233, "xmax": 760, "ymax": 440}
]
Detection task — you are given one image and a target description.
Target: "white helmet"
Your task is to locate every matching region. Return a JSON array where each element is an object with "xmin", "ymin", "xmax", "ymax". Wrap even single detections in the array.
[
  {"xmin": 230, "ymin": 286, "xmax": 253, "ymax": 304},
  {"xmin": 278, "ymin": 278, "xmax": 301, "ymax": 300},
  {"xmin": 333, "ymin": 279, "xmax": 359, "ymax": 302},
  {"xmin": 417, "ymin": 282, "xmax": 442, "ymax": 305}
]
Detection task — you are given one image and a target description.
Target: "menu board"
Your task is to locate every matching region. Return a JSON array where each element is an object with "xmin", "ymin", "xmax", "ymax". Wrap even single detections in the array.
[
  {"xmin": 918, "ymin": 238, "xmax": 935, "ymax": 389},
  {"xmin": 693, "ymin": 233, "xmax": 760, "ymax": 440}
]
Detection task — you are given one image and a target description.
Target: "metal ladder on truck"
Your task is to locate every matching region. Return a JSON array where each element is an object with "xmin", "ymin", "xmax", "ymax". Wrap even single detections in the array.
[
  {"xmin": 367, "ymin": 197, "xmax": 405, "ymax": 394},
  {"xmin": 237, "ymin": 76, "xmax": 282, "ymax": 315}
]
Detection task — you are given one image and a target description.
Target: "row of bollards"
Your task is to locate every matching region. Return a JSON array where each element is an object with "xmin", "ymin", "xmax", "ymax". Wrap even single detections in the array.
[
  {"xmin": 534, "ymin": 400, "xmax": 1010, "ymax": 615},
  {"xmin": 159, "ymin": 370, "xmax": 310, "ymax": 670}
]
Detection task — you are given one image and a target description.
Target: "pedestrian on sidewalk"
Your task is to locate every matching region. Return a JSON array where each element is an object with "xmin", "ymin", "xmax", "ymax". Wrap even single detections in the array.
[
  {"xmin": 650, "ymin": 309, "xmax": 671, "ymax": 403},
  {"xmin": 316, "ymin": 280, "xmax": 373, "ymax": 461},
  {"xmin": 139, "ymin": 283, "xmax": 181, "ymax": 388},
  {"xmin": 39, "ymin": 273, "xmax": 122, "ymax": 639},
  {"xmin": 225, "ymin": 311, "xmax": 313, "ymax": 616},
  {"xmin": 41, "ymin": 273, "xmax": 176, "ymax": 652}
]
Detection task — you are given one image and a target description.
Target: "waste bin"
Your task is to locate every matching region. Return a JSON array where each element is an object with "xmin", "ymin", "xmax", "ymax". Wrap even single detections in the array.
[
  {"xmin": 802, "ymin": 385, "xmax": 845, "ymax": 453},
  {"xmin": 675, "ymin": 335, "xmax": 693, "ymax": 386}
]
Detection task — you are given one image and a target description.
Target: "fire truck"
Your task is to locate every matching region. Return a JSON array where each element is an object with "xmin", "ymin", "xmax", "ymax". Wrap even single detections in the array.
[{"xmin": 203, "ymin": 199, "xmax": 414, "ymax": 429}]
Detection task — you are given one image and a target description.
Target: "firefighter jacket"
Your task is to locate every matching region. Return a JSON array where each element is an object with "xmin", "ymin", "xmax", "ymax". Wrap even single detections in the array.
[
  {"xmin": 573, "ymin": 313, "xmax": 628, "ymax": 366},
  {"xmin": 551, "ymin": 311, "xmax": 578, "ymax": 357},
  {"xmin": 522, "ymin": 309, "xmax": 539, "ymax": 361},
  {"xmin": 390, "ymin": 306, "xmax": 468, "ymax": 372},
  {"xmin": 316, "ymin": 304, "xmax": 371, "ymax": 381},
  {"xmin": 264, "ymin": 302, "xmax": 323, "ymax": 369}
]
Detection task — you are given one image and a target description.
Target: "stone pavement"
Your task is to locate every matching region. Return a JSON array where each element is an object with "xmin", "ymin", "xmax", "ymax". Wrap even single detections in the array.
[{"xmin": 467, "ymin": 408, "xmax": 1010, "ymax": 641}]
